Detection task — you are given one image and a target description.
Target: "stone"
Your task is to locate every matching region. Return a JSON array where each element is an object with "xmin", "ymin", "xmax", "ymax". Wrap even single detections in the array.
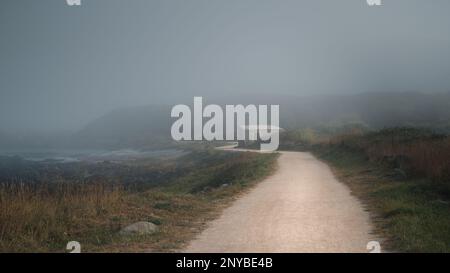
[{"xmin": 119, "ymin": 221, "xmax": 158, "ymax": 236}]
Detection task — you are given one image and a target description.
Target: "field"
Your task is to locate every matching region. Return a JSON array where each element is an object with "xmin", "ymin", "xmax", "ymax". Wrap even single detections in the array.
[{"xmin": 0, "ymin": 149, "xmax": 278, "ymax": 252}]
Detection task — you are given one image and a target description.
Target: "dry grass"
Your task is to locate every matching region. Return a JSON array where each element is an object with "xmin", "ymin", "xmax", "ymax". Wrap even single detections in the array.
[
  {"xmin": 333, "ymin": 128, "xmax": 450, "ymax": 183},
  {"xmin": 364, "ymin": 137, "xmax": 450, "ymax": 181},
  {"xmin": 0, "ymin": 182, "xmax": 124, "ymax": 252}
]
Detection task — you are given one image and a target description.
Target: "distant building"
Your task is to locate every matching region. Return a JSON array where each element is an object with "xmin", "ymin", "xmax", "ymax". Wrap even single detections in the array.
[{"xmin": 238, "ymin": 125, "xmax": 284, "ymax": 148}]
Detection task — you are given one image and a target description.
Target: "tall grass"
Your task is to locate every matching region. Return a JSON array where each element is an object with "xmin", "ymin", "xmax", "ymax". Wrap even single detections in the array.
[
  {"xmin": 365, "ymin": 137, "xmax": 450, "ymax": 180},
  {"xmin": 331, "ymin": 128, "xmax": 450, "ymax": 184},
  {"xmin": 0, "ymin": 182, "xmax": 124, "ymax": 252}
]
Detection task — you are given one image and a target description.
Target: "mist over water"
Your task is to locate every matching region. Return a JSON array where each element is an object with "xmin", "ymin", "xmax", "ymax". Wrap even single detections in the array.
[{"xmin": 0, "ymin": 148, "xmax": 185, "ymax": 164}]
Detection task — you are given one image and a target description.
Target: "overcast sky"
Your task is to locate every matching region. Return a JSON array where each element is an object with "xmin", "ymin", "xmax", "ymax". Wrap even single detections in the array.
[{"xmin": 1, "ymin": 0, "xmax": 450, "ymax": 132}]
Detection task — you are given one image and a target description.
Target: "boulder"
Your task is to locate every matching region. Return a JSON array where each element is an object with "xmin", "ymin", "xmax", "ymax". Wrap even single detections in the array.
[{"xmin": 119, "ymin": 221, "xmax": 158, "ymax": 236}]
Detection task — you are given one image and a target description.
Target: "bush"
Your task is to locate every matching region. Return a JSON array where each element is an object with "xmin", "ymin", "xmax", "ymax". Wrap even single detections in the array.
[{"xmin": 327, "ymin": 127, "xmax": 450, "ymax": 184}]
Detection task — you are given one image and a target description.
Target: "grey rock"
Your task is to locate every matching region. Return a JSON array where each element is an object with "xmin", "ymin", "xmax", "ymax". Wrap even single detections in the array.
[{"xmin": 119, "ymin": 221, "xmax": 158, "ymax": 236}]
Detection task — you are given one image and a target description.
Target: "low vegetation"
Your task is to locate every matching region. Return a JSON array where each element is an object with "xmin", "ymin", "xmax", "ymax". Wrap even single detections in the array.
[{"xmin": 0, "ymin": 149, "xmax": 278, "ymax": 252}]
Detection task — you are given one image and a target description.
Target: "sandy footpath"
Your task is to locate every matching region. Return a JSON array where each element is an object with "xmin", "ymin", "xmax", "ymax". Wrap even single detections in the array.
[{"xmin": 184, "ymin": 149, "xmax": 376, "ymax": 253}]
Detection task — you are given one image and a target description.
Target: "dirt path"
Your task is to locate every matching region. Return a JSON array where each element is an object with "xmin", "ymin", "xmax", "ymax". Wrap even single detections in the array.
[{"xmin": 184, "ymin": 148, "xmax": 377, "ymax": 253}]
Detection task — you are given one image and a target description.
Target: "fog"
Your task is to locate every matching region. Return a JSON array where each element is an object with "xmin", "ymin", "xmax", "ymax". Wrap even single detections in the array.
[{"xmin": 1, "ymin": 0, "xmax": 450, "ymax": 133}]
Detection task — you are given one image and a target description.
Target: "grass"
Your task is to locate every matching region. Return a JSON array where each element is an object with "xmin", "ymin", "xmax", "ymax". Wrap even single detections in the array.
[
  {"xmin": 0, "ymin": 150, "xmax": 278, "ymax": 253},
  {"xmin": 310, "ymin": 128, "xmax": 450, "ymax": 252}
]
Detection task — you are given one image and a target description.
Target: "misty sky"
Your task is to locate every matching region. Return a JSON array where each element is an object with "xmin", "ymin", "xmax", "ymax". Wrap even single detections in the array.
[{"xmin": 1, "ymin": 0, "xmax": 450, "ymax": 132}]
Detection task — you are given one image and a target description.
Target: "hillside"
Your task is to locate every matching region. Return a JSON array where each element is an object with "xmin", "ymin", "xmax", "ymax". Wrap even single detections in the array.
[
  {"xmin": 75, "ymin": 91, "xmax": 450, "ymax": 148},
  {"xmin": 2, "ymin": 92, "xmax": 450, "ymax": 150},
  {"xmin": 72, "ymin": 105, "xmax": 173, "ymax": 149}
]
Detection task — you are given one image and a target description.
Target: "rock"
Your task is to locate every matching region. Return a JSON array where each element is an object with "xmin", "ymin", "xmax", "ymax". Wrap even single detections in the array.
[{"xmin": 119, "ymin": 221, "xmax": 158, "ymax": 236}]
